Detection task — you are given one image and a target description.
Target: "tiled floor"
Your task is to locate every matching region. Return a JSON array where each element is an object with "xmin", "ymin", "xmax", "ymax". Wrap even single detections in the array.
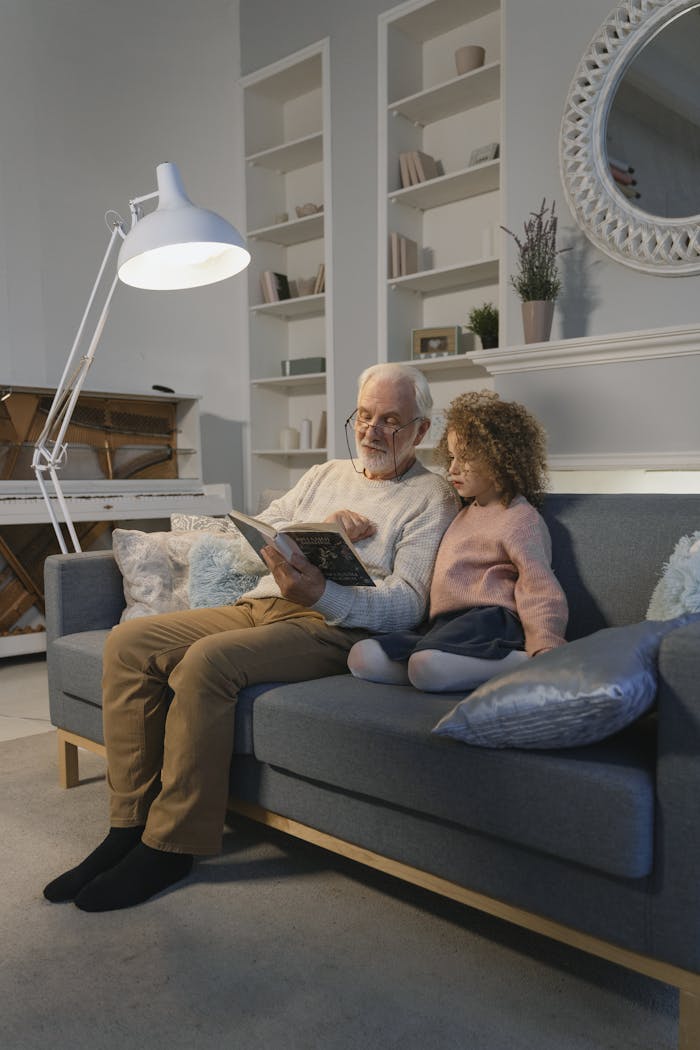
[{"xmin": 0, "ymin": 653, "xmax": 52, "ymax": 742}]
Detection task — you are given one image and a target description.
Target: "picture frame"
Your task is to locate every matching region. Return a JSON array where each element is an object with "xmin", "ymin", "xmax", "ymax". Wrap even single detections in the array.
[
  {"xmin": 411, "ymin": 326, "xmax": 462, "ymax": 360},
  {"xmin": 469, "ymin": 142, "xmax": 500, "ymax": 166}
]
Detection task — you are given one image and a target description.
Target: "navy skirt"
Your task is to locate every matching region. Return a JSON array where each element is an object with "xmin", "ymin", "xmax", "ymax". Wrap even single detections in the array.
[{"xmin": 375, "ymin": 605, "xmax": 525, "ymax": 661}]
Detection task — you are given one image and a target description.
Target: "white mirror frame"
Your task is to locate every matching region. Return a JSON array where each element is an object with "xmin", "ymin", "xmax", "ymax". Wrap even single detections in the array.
[{"xmin": 560, "ymin": 0, "xmax": 700, "ymax": 275}]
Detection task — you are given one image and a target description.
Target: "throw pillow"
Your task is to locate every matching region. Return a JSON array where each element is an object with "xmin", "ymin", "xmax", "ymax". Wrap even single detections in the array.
[
  {"xmin": 188, "ymin": 534, "xmax": 263, "ymax": 608},
  {"xmin": 112, "ymin": 529, "xmax": 204, "ymax": 621},
  {"xmin": 432, "ymin": 615, "xmax": 699, "ymax": 749},
  {"xmin": 646, "ymin": 531, "xmax": 700, "ymax": 620},
  {"xmin": 170, "ymin": 512, "xmax": 237, "ymax": 534}
]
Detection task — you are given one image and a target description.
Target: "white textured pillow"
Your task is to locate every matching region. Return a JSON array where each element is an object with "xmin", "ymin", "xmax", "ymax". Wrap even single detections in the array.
[
  {"xmin": 170, "ymin": 512, "xmax": 236, "ymax": 534},
  {"xmin": 112, "ymin": 529, "xmax": 204, "ymax": 621},
  {"xmin": 646, "ymin": 531, "xmax": 700, "ymax": 620}
]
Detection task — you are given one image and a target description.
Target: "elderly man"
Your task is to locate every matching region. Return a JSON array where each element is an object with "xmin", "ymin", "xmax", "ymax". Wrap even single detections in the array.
[{"xmin": 44, "ymin": 362, "xmax": 459, "ymax": 911}]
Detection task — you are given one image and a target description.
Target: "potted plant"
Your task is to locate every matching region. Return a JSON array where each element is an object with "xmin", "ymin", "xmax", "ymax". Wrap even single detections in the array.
[
  {"xmin": 466, "ymin": 301, "xmax": 499, "ymax": 349},
  {"xmin": 502, "ymin": 199, "xmax": 566, "ymax": 344}
]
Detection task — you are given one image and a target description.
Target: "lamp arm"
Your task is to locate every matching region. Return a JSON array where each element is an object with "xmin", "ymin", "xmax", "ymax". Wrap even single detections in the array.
[{"xmin": 32, "ymin": 217, "xmax": 126, "ymax": 553}]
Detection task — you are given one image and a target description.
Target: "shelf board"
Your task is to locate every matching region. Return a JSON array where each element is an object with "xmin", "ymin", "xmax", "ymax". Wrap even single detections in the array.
[
  {"xmin": 251, "ymin": 294, "xmax": 325, "ymax": 320},
  {"xmin": 390, "ymin": 0, "xmax": 499, "ymax": 42},
  {"xmin": 244, "ymin": 52, "xmax": 322, "ymax": 102},
  {"xmin": 394, "ymin": 354, "xmax": 490, "ymax": 379},
  {"xmin": 389, "ymin": 62, "xmax": 500, "ymax": 127},
  {"xmin": 389, "ymin": 258, "xmax": 498, "ymax": 296},
  {"xmin": 248, "ymin": 212, "xmax": 324, "ymax": 246},
  {"xmin": 251, "ymin": 372, "xmax": 327, "ymax": 392},
  {"xmin": 252, "ymin": 448, "xmax": 327, "ymax": 457},
  {"xmin": 246, "ymin": 131, "xmax": 323, "ymax": 173},
  {"xmin": 389, "ymin": 160, "xmax": 499, "ymax": 211}
]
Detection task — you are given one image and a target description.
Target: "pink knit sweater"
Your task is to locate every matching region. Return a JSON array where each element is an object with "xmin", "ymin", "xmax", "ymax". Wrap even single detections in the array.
[{"xmin": 429, "ymin": 496, "xmax": 568, "ymax": 656}]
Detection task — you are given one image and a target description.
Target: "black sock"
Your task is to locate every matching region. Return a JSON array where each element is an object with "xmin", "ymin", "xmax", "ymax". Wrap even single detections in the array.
[
  {"xmin": 43, "ymin": 826, "xmax": 145, "ymax": 903},
  {"xmin": 74, "ymin": 842, "xmax": 193, "ymax": 912}
]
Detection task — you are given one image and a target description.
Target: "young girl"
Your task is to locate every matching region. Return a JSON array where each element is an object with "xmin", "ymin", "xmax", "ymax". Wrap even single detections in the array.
[{"xmin": 347, "ymin": 390, "xmax": 568, "ymax": 691}]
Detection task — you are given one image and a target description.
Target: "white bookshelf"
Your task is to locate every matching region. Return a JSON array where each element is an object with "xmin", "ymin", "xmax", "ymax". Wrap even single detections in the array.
[
  {"xmin": 378, "ymin": 0, "xmax": 501, "ymax": 425},
  {"xmin": 242, "ymin": 40, "xmax": 332, "ymax": 512}
]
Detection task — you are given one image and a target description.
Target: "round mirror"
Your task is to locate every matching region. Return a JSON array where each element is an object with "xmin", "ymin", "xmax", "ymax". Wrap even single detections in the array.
[
  {"xmin": 560, "ymin": 0, "xmax": 700, "ymax": 274},
  {"xmin": 606, "ymin": 6, "xmax": 700, "ymax": 219}
]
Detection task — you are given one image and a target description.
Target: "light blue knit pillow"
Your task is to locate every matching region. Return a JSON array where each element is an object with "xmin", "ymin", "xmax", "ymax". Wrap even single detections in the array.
[
  {"xmin": 646, "ymin": 531, "xmax": 700, "ymax": 620},
  {"xmin": 188, "ymin": 533, "xmax": 264, "ymax": 608},
  {"xmin": 432, "ymin": 615, "xmax": 700, "ymax": 749}
]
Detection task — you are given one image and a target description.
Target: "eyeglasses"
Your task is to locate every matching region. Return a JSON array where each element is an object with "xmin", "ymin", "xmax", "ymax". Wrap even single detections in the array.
[
  {"xmin": 345, "ymin": 409, "xmax": 423, "ymax": 439},
  {"xmin": 344, "ymin": 409, "xmax": 424, "ymax": 479}
]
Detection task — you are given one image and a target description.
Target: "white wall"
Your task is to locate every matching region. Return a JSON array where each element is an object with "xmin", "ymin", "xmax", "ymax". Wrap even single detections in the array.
[
  {"xmin": 0, "ymin": 0, "xmax": 248, "ymax": 504},
  {"xmin": 501, "ymin": 0, "xmax": 699, "ymax": 346},
  {"xmin": 2, "ymin": 0, "xmax": 698, "ymax": 489},
  {"xmin": 239, "ymin": 0, "xmax": 700, "ymax": 464}
]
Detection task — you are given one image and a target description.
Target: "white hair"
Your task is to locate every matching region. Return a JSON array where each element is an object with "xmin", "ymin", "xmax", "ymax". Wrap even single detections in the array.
[{"xmin": 357, "ymin": 362, "xmax": 433, "ymax": 420}]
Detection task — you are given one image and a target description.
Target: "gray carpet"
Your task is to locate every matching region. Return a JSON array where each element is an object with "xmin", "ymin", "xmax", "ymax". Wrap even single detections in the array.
[{"xmin": 1, "ymin": 732, "xmax": 677, "ymax": 1050}]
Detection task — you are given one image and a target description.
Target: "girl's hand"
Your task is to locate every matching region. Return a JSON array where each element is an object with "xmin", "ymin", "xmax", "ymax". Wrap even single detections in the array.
[{"xmin": 323, "ymin": 510, "xmax": 376, "ymax": 542}]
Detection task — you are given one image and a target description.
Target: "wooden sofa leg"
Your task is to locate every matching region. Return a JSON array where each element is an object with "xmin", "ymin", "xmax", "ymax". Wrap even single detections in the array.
[
  {"xmin": 56, "ymin": 729, "xmax": 106, "ymax": 788},
  {"xmin": 680, "ymin": 987, "xmax": 700, "ymax": 1050},
  {"xmin": 57, "ymin": 732, "xmax": 80, "ymax": 788}
]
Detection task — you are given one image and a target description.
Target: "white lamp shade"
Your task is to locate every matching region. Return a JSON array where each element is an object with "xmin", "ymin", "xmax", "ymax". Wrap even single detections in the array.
[{"xmin": 117, "ymin": 162, "xmax": 250, "ymax": 290}]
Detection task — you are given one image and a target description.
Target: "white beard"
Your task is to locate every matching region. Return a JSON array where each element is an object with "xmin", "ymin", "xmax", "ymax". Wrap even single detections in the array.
[{"xmin": 357, "ymin": 441, "xmax": 393, "ymax": 475}]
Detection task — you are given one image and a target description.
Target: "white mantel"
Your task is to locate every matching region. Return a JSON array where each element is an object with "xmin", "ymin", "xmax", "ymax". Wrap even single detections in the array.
[{"xmin": 470, "ymin": 323, "xmax": 700, "ymax": 374}]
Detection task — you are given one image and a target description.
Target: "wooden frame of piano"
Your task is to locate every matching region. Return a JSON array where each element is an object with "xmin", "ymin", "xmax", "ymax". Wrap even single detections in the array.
[{"xmin": 0, "ymin": 385, "xmax": 220, "ymax": 657}]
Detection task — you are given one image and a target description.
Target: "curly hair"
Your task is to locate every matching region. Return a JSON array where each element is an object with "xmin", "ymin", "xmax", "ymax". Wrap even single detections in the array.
[{"xmin": 435, "ymin": 390, "xmax": 549, "ymax": 507}]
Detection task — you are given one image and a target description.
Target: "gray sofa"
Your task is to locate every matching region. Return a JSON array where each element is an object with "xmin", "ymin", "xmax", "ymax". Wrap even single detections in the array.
[{"xmin": 45, "ymin": 493, "xmax": 700, "ymax": 1048}]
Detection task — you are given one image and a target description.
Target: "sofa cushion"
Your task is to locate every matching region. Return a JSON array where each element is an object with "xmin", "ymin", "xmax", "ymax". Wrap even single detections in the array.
[
  {"xmin": 251, "ymin": 675, "xmax": 656, "ymax": 878},
  {"xmin": 50, "ymin": 630, "xmax": 274, "ymax": 755},
  {"xmin": 432, "ymin": 617, "xmax": 694, "ymax": 749}
]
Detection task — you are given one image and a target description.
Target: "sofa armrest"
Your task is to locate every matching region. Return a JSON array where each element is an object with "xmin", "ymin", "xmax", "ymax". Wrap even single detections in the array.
[
  {"xmin": 648, "ymin": 618, "xmax": 700, "ymax": 971},
  {"xmin": 44, "ymin": 550, "xmax": 125, "ymax": 642}
]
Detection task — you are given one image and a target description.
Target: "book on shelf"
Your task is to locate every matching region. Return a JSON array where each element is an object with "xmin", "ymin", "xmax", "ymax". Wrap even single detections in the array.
[
  {"xmin": 412, "ymin": 150, "xmax": 440, "ymax": 182},
  {"xmin": 406, "ymin": 151, "xmax": 420, "ymax": 185},
  {"xmin": 313, "ymin": 262, "xmax": 325, "ymax": 295},
  {"xmin": 260, "ymin": 271, "xmax": 291, "ymax": 303},
  {"xmin": 389, "ymin": 232, "xmax": 400, "ymax": 279},
  {"xmin": 399, "ymin": 152, "xmax": 412, "ymax": 189},
  {"xmin": 398, "ymin": 150, "xmax": 440, "ymax": 186},
  {"xmin": 389, "ymin": 233, "xmax": 418, "ymax": 277},
  {"xmin": 227, "ymin": 510, "xmax": 375, "ymax": 587},
  {"xmin": 399, "ymin": 235, "xmax": 418, "ymax": 276}
]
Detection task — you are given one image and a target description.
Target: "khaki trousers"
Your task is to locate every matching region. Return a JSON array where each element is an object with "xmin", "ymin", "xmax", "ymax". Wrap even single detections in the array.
[{"xmin": 101, "ymin": 597, "xmax": 369, "ymax": 855}]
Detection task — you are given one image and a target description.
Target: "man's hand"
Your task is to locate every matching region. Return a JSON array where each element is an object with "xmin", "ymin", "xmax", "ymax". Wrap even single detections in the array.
[
  {"xmin": 323, "ymin": 510, "xmax": 376, "ymax": 542},
  {"xmin": 261, "ymin": 544, "xmax": 326, "ymax": 606}
]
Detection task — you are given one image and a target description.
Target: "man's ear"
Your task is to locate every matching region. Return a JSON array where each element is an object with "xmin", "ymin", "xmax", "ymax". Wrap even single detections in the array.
[{"xmin": 414, "ymin": 417, "xmax": 431, "ymax": 445}]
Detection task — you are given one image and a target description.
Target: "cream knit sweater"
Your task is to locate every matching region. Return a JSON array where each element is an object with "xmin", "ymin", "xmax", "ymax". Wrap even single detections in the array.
[
  {"xmin": 429, "ymin": 496, "xmax": 568, "ymax": 655},
  {"xmin": 244, "ymin": 459, "xmax": 459, "ymax": 632}
]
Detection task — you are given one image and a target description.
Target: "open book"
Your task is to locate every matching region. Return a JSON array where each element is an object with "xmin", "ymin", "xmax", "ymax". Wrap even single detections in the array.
[{"xmin": 227, "ymin": 510, "xmax": 375, "ymax": 587}]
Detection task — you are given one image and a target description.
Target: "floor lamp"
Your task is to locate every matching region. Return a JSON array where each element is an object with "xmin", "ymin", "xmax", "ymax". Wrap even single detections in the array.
[{"xmin": 32, "ymin": 161, "xmax": 250, "ymax": 553}]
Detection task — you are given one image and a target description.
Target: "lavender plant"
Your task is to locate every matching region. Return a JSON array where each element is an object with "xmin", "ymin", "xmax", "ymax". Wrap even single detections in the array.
[{"xmin": 502, "ymin": 199, "xmax": 565, "ymax": 302}]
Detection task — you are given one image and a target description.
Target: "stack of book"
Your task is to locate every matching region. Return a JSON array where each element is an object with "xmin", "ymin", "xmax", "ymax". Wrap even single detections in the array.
[
  {"xmin": 388, "ymin": 233, "xmax": 419, "ymax": 279},
  {"xmin": 260, "ymin": 271, "xmax": 291, "ymax": 303},
  {"xmin": 398, "ymin": 150, "xmax": 441, "ymax": 188}
]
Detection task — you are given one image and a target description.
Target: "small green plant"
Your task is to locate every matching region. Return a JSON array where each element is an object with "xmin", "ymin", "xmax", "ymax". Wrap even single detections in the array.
[
  {"xmin": 501, "ymin": 199, "xmax": 566, "ymax": 302},
  {"xmin": 466, "ymin": 301, "xmax": 499, "ymax": 349}
]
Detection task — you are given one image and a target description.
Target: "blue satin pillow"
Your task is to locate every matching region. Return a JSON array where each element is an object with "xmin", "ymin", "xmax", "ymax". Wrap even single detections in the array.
[{"xmin": 432, "ymin": 615, "xmax": 699, "ymax": 749}]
